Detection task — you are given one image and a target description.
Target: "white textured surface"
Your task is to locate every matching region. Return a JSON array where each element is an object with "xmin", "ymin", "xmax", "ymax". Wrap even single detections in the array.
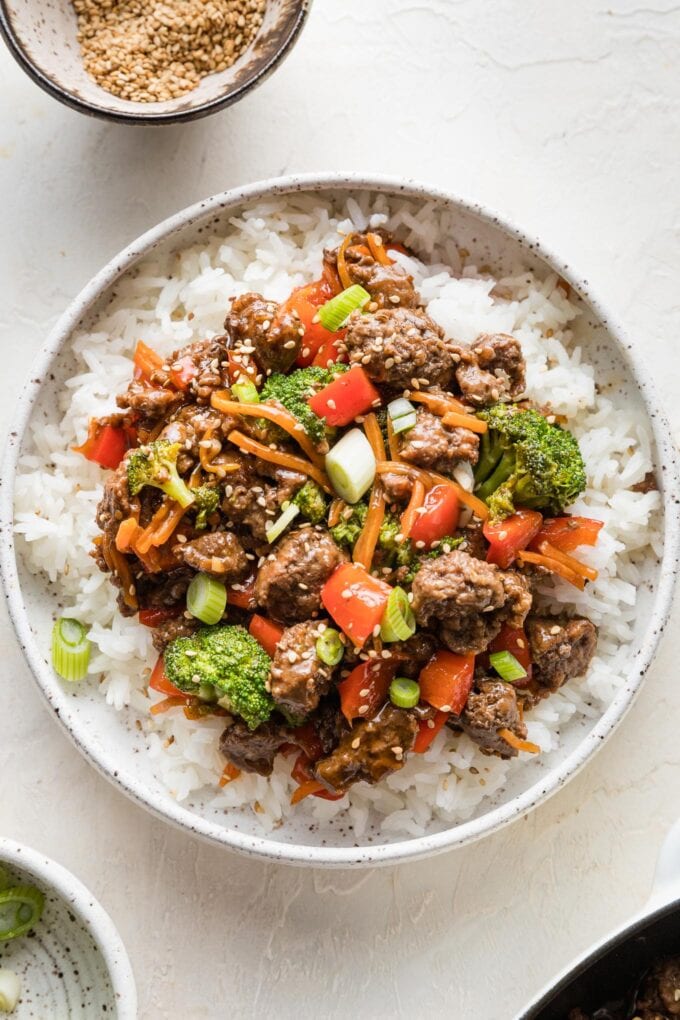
[{"xmin": 1, "ymin": 2, "xmax": 679, "ymax": 1017}]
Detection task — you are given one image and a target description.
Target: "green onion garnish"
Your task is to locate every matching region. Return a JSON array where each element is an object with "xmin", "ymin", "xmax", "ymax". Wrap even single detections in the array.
[
  {"xmin": 325, "ymin": 428, "xmax": 376, "ymax": 504},
  {"xmin": 387, "ymin": 397, "xmax": 417, "ymax": 435},
  {"xmin": 51, "ymin": 617, "xmax": 90, "ymax": 682},
  {"xmin": 389, "ymin": 676, "xmax": 421, "ymax": 709},
  {"xmin": 0, "ymin": 885, "xmax": 45, "ymax": 941},
  {"xmin": 318, "ymin": 285, "xmax": 371, "ymax": 332},
  {"xmin": 380, "ymin": 587, "xmax": 416, "ymax": 643},
  {"xmin": 315, "ymin": 627, "xmax": 344, "ymax": 666},
  {"xmin": 231, "ymin": 379, "xmax": 260, "ymax": 403},
  {"xmin": 489, "ymin": 650, "xmax": 527, "ymax": 683},
  {"xmin": 265, "ymin": 502, "xmax": 300, "ymax": 544},
  {"xmin": 186, "ymin": 574, "xmax": 227, "ymax": 626},
  {"xmin": 0, "ymin": 968, "xmax": 21, "ymax": 1013}
]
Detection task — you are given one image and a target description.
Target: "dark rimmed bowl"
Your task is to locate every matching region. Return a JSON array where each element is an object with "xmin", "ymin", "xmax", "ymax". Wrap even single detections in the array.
[{"xmin": 0, "ymin": 0, "xmax": 310, "ymax": 124}]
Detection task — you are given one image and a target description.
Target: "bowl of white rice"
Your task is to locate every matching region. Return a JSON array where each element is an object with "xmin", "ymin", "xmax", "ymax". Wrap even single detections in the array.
[{"xmin": 2, "ymin": 173, "xmax": 678, "ymax": 867}]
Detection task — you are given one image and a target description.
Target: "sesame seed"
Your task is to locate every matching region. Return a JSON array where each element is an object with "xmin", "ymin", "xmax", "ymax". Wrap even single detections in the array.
[
  {"xmin": 351, "ymin": 737, "xmax": 361, "ymax": 749},
  {"xmin": 286, "ymin": 650, "xmax": 298, "ymax": 663},
  {"xmin": 283, "ymin": 340, "xmax": 297, "ymax": 349},
  {"xmin": 550, "ymin": 625, "xmax": 562, "ymax": 635},
  {"xmin": 427, "ymin": 719, "xmax": 435, "ymax": 729},
  {"xmin": 359, "ymin": 688, "xmax": 370, "ymax": 697},
  {"xmin": 326, "ymin": 398, "xmax": 336, "ymax": 410},
  {"xmin": 358, "ymin": 705, "xmax": 369, "ymax": 715},
  {"xmin": 440, "ymin": 704, "xmax": 452, "ymax": 713}
]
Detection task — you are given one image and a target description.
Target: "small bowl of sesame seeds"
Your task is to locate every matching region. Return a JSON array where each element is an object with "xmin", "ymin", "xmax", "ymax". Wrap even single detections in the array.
[{"xmin": 0, "ymin": 0, "xmax": 310, "ymax": 124}]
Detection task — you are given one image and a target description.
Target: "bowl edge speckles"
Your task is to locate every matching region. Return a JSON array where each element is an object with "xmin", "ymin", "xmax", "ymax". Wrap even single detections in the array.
[{"xmin": 1, "ymin": 173, "xmax": 678, "ymax": 867}]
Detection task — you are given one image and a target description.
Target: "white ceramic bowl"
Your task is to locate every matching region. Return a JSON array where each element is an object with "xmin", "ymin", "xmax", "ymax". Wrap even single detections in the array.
[
  {"xmin": 0, "ymin": 839, "xmax": 136, "ymax": 1018},
  {"xmin": 1, "ymin": 173, "xmax": 678, "ymax": 867}
]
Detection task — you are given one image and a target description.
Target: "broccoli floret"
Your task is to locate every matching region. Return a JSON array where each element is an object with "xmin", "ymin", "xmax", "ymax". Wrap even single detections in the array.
[
  {"xmin": 192, "ymin": 485, "xmax": 220, "ymax": 530},
  {"xmin": 127, "ymin": 440, "xmax": 195, "ymax": 508},
  {"xmin": 292, "ymin": 480, "xmax": 328, "ymax": 524},
  {"xmin": 261, "ymin": 365, "xmax": 347, "ymax": 444},
  {"xmin": 474, "ymin": 403, "xmax": 586, "ymax": 522},
  {"xmin": 330, "ymin": 500, "xmax": 368, "ymax": 548},
  {"xmin": 164, "ymin": 625, "xmax": 273, "ymax": 730}
]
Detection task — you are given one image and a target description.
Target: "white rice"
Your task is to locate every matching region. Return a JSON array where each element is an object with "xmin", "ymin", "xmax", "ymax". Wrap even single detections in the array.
[{"xmin": 13, "ymin": 194, "xmax": 662, "ymax": 838}]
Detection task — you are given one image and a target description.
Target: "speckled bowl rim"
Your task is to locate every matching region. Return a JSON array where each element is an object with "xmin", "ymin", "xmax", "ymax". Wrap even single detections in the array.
[
  {"xmin": 0, "ymin": 0, "xmax": 311, "ymax": 125},
  {"xmin": 0, "ymin": 838, "xmax": 137, "ymax": 1018},
  {"xmin": 1, "ymin": 172, "xmax": 678, "ymax": 867}
]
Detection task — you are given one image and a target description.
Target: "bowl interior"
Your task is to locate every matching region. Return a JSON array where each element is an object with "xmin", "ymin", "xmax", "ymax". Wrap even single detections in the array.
[
  {"xmin": 4, "ymin": 178, "xmax": 677, "ymax": 865},
  {"xmin": 1, "ymin": 0, "xmax": 308, "ymax": 120},
  {"xmin": 0, "ymin": 842, "xmax": 135, "ymax": 1018}
]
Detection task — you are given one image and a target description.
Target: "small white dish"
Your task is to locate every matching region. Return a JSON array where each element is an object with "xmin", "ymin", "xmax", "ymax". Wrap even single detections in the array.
[
  {"xmin": 1, "ymin": 173, "xmax": 678, "ymax": 867},
  {"xmin": 0, "ymin": 839, "xmax": 136, "ymax": 1018}
]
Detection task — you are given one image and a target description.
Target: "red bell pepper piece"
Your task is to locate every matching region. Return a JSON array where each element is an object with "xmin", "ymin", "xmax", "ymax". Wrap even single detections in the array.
[
  {"xmin": 148, "ymin": 655, "xmax": 186, "ymax": 698},
  {"xmin": 337, "ymin": 659, "xmax": 396, "ymax": 723},
  {"xmin": 133, "ymin": 340, "xmax": 163, "ymax": 382},
  {"xmin": 321, "ymin": 562, "xmax": 392, "ymax": 647},
  {"xmin": 488, "ymin": 625, "xmax": 532, "ymax": 683},
  {"xmin": 414, "ymin": 710, "xmax": 449, "ymax": 753},
  {"xmin": 529, "ymin": 516, "xmax": 603, "ymax": 554},
  {"xmin": 484, "ymin": 509, "xmax": 543, "ymax": 568},
  {"xmin": 409, "ymin": 485, "xmax": 461, "ymax": 550},
  {"xmin": 139, "ymin": 607, "xmax": 183, "ymax": 628},
  {"xmin": 248, "ymin": 614, "xmax": 284, "ymax": 658},
  {"xmin": 73, "ymin": 422, "xmax": 130, "ymax": 470},
  {"xmin": 289, "ymin": 721, "xmax": 325, "ymax": 762},
  {"xmin": 227, "ymin": 576, "xmax": 257, "ymax": 610},
  {"xmin": 290, "ymin": 752, "xmax": 344, "ymax": 802},
  {"xmin": 418, "ymin": 651, "xmax": 475, "ymax": 714},
  {"xmin": 169, "ymin": 354, "xmax": 198, "ymax": 391},
  {"xmin": 227, "ymin": 351, "xmax": 258, "ymax": 385},
  {"xmin": 307, "ymin": 365, "xmax": 380, "ymax": 427},
  {"xmin": 311, "ymin": 331, "xmax": 348, "ymax": 368},
  {"xmin": 272, "ymin": 279, "xmax": 335, "ymax": 368}
]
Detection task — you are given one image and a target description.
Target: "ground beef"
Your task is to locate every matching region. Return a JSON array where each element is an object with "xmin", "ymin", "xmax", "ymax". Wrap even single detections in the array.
[
  {"xmin": 312, "ymin": 696, "xmax": 347, "ymax": 755},
  {"xmin": 254, "ymin": 528, "xmax": 347, "ymax": 625},
  {"xmin": 343, "ymin": 306, "xmax": 453, "ymax": 392},
  {"xmin": 457, "ymin": 679, "xmax": 527, "ymax": 757},
  {"xmin": 220, "ymin": 452, "xmax": 304, "ymax": 545},
  {"xmin": 166, "ymin": 335, "xmax": 230, "ymax": 403},
  {"xmin": 631, "ymin": 471, "xmax": 658, "ymax": 493},
  {"xmin": 454, "ymin": 333, "xmax": 526, "ymax": 406},
  {"xmin": 270, "ymin": 620, "xmax": 336, "ymax": 716},
  {"xmin": 314, "ymin": 704, "xmax": 418, "ymax": 794},
  {"xmin": 387, "ymin": 632, "xmax": 438, "ymax": 678},
  {"xmin": 636, "ymin": 957, "xmax": 680, "ymax": 1018},
  {"xmin": 151, "ymin": 616, "xmax": 199, "ymax": 653},
  {"xmin": 116, "ymin": 379, "xmax": 183, "ymax": 423},
  {"xmin": 380, "ymin": 469, "xmax": 414, "ymax": 505},
  {"xmin": 324, "ymin": 233, "xmax": 418, "ymax": 309},
  {"xmin": 159, "ymin": 403, "xmax": 238, "ymax": 473},
  {"xmin": 526, "ymin": 616, "xmax": 597, "ymax": 697},
  {"xmin": 134, "ymin": 567, "xmax": 194, "ymax": 612},
  {"xmin": 174, "ymin": 531, "xmax": 249, "ymax": 582},
  {"xmin": 219, "ymin": 719, "xmax": 290, "ymax": 777},
  {"xmin": 411, "ymin": 550, "xmax": 532, "ymax": 654},
  {"xmin": 398, "ymin": 408, "xmax": 479, "ymax": 470},
  {"xmin": 96, "ymin": 461, "xmax": 133, "ymax": 538},
  {"xmin": 458, "ymin": 520, "xmax": 487, "ymax": 560},
  {"xmin": 224, "ymin": 292, "xmax": 301, "ymax": 376}
]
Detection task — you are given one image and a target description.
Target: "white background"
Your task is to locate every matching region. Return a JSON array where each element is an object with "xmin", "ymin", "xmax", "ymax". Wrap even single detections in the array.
[{"xmin": 2, "ymin": 1, "xmax": 680, "ymax": 1017}]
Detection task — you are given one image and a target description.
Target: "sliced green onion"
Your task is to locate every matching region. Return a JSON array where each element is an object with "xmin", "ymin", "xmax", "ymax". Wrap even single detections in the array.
[
  {"xmin": 0, "ymin": 870, "xmax": 12, "ymax": 895},
  {"xmin": 380, "ymin": 586, "xmax": 416, "ymax": 642},
  {"xmin": 266, "ymin": 502, "xmax": 300, "ymax": 544},
  {"xmin": 0, "ymin": 969, "xmax": 21, "ymax": 1013},
  {"xmin": 389, "ymin": 676, "xmax": 421, "ymax": 709},
  {"xmin": 51, "ymin": 617, "xmax": 90, "ymax": 682},
  {"xmin": 231, "ymin": 379, "xmax": 260, "ymax": 403},
  {"xmin": 318, "ymin": 284, "xmax": 371, "ymax": 332},
  {"xmin": 489, "ymin": 650, "xmax": 527, "ymax": 683},
  {"xmin": 315, "ymin": 628, "xmax": 344, "ymax": 666},
  {"xmin": 197, "ymin": 682, "xmax": 217, "ymax": 702},
  {"xmin": 387, "ymin": 397, "xmax": 417, "ymax": 434},
  {"xmin": 325, "ymin": 428, "xmax": 376, "ymax": 503},
  {"xmin": 186, "ymin": 573, "xmax": 227, "ymax": 626},
  {"xmin": 0, "ymin": 886, "xmax": 45, "ymax": 941}
]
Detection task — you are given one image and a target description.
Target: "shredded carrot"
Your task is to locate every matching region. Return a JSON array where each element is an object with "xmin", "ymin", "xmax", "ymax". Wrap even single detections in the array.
[
  {"xmin": 219, "ymin": 763, "xmax": 241, "ymax": 787},
  {"xmin": 227, "ymin": 429, "xmax": 333, "ymax": 494},
  {"xmin": 366, "ymin": 232, "xmax": 392, "ymax": 266},
  {"xmin": 115, "ymin": 517, "xmax": 140, "ymax": 553},
  {"xmin": 517, "ymin": 549, "xmax": 586, "ymax": 590},
  {"xmin": 363, "ymin": 412, "xmax": 386, "ymax": 462},
  {"xmin": 337, "ymin": 232, "xmax": 359, "ymax": 290},
  {"xmin": 291, "ymin": 780, "xmax": 326, "ymax": 805},
  {"xmin": 400, "ymin": 479, "xmax": 426, "ymax": 539},
  {"xmin": 210, "ymin": 392, "xmax": 325, "ymax": 468},
  {"xmin": 150, "ymin": 695, "xmax": 190, "ymax": 716},
  {"xmin": 498, "ymin": 728, "xmax": 541, "ymax": 754},
  {"xmin": 441, "ymin": 410, "xmax": 488, "ymax": 435},
  {"xmin": 375, "ymin": 461, "xmax": 489, "ymax": 520},
  {"xmin": 103, "ymin": 537, "xmax": 137, "ymax": 610},
  {"xmin": 353, "ymin": 486, "xmax": 386, "ymax": 572},
  {"xmin": 134, "ymin": 499, "xmax": 186, "ymax": 556},
  {"xmin": 386, "ymin": 416, "xmax": 401, "ymax": 462},
  {"xmin": 409, "ymin": 390, "xmax": 468, "ymax": 416},
  {"xmin": 536, "ymin": 540, "xmax": 598, "ymax": 582},
  {"xmin": 328, "ymin": 498, "xmax": 345, "ymax": 528}
]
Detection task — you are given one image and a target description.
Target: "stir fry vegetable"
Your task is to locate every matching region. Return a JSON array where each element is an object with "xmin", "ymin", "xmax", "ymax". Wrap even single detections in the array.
[
  {"xmin": 127, "ymin": 440, "xmax": 195, "ymax": 508},
  {"xmin": 321, "ymin": 563, "xmax": 392, "ymax": 647},
  {"xmin": 418, "ymin": 651, "xmax": 475, "ymax": 714},
  {"xmin": 0, "ymin": 884, "xmax": 44, "ymax": 941},
  {"xmin": 51, "ymin": 617, "xmax": 91, "ymax": 682},
  {"xmin": 308, "ymin": 365, "xmax": 380, "ymax": 427},
  {"xmin": 325, "ymin": 428, "xmax": 376, "ymax": 503},
  {"xmin": 0, "ymin": 969, "xmax": 21, "ymax": 1013},
  {"xmin": 315, "ymin": 627, "xmax": 344, "ymax": 666},
  {"xmin": 389, "ymin": 677, "xmax": 421, "ymax": 709},
  {"xmin": 186, "ymin": 573, "xmax": 227, "ymax": 626},
  {"xmin": 318, "ymin": 284, "xmax": 370, "ymax": 332},
  {"xmin": 380, "ymin": 587, "xmax": 416, "ymax": 642}
]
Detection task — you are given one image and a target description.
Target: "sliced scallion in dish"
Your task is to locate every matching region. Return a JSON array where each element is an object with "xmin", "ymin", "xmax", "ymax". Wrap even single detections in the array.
[
  {"xmin": 0, "ymin": 969, "xmax": 21, "ymax": 1013},
  {"xmin": 389, "ymin": 676, "xmax": 421, "ymax": 709},
  {"xmin": 186, "ymin": 573, "xmax": 227, "ymax": 626},
  {"xmin": 318, "ymin": 284, "xmax": 370, "ymax": 332},
  {"xmin": 0, "ymin": 885, "xmax": 45, "ymax": 942},
  {"xmin": 489, "ymin": 650, "xmax": 527, "ymax": 683},
  {"xmin": 387, "ymin": 397, "xmax": 417, "ymax": 435},
  {"xmin": 315, "ymin": 627, "xmax": 344, "ymax": 666},
  {"xmin": 231, "ymin": 379, "xmax": 260, "ymax": 403},
  {"xmin": 325, "ymin": 428, "xmax": 376, "ymax": 503},
  {"xmin": 380, "ymin": 587, "xmax": 416, "ymax": 642},
  {"xmin": 51, "ymin": 618, "xmax": 91, "ymax": 682},
  {"xmin": 265, "ymin": 502, "xmax": 301, "ymax": 544}
]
